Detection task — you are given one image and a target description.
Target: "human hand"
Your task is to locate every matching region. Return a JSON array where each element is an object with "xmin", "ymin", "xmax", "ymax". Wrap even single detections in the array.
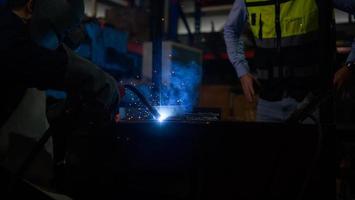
[
  {"xmin": 240, "ymin": 73, "xmax": 258, "ymax": 103},
  {"xmin": 334, "ymin": 66, "xmax": 352, "ymax": 90}
]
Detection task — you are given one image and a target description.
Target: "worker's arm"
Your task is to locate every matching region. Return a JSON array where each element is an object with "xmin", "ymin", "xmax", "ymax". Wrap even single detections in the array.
[
  {"xmin": 334, "ymin": 39, "xmax": 355, "ymax": 90},
  {"xmin": 224, "ymin": 0, "xmax": 257, "ymax": 102},
  {"xmin": 346, "ymin": 39, "xmax": 355, "ymax": 63},
  {"xmin": 223, "ymin": 0, "xmax": 249, "ymax": 78},
  {"xmin": 3, "ymin": 39, "xmax": 68, "ymax": 90},
  {"xmin": 4, "ymin": 39, "xmax": 119, "ymax": 119},
  {"xmin": 332, "ymin": 0, "xmax": 355, "ymax": 90}
]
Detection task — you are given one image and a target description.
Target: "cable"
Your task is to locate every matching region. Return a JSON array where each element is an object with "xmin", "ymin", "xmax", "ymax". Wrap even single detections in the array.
[
  {"xmin": 123, "ymin": 84, "xmax": 161, "ymax": 120},
  {"xmin": 7, "ymin": 128, "xmax": 54, "ymax": 194},
  {"xmin": 303, "ymin": 114, "xmax": 318, "ymax": 124},
  {"xmin": 285, "ymin": 92, "xmax": 330, "ymax": 199},
  {"xmin": 296, "ymin": 114, "xmax": 324, "ymax": 200},
  {"xmin": 7, "ymin": 112, "xmax": 74, "ymax": 194}
]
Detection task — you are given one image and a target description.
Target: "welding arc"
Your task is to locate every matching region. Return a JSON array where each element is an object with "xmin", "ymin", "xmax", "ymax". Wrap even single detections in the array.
[{"xmin": 123, "ymin": 85, "xmax": 161, "ymax": 120}]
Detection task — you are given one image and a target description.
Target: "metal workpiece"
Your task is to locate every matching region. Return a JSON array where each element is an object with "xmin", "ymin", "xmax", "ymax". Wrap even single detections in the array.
[
  {"xmin": 59, "ymin": 121, "xmax": 327, "ymax": 200},
  {"xmin": 123, "ymin": 84, "xmax": 161, "ymax": 120}
]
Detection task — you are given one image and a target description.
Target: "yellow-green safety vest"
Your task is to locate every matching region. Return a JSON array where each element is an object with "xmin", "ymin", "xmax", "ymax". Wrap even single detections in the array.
[{"xmin": 245, "ymin": 0, "xmax": 319, "ymax": 48}]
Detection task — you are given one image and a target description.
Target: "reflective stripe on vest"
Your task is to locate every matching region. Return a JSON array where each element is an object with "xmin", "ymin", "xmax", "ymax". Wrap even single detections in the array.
[{"xmin": 245, "ymin": 0, "xmax": 319, "ymax": 48}]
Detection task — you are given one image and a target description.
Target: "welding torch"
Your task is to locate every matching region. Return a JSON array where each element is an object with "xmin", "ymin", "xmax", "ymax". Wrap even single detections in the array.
[
  {"xmin": 286, "ymin": 90, "xmax": 333, "ymax": 124},
  {"xmin": 122, "ymin": 84, "xmax": 161, "ymax": 120}
]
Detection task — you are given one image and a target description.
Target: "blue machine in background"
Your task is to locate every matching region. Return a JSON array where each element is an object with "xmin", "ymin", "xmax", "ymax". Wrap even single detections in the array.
[
  {"xmin": 48, "ymin": 20, "xmax": 143, "ymax": 101},
  {"xmin": 46, "ymin": 14, "xmax": 202, "ymax": 121},
  {"xmin": 76, "ymin": 21, "xmax": 142, "ymax": 80}
]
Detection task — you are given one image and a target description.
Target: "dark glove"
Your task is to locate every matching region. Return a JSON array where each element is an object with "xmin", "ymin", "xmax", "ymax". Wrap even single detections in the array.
[{"xmin": 63, "ymin": 45, "xmax": 120, "ymax": 125}]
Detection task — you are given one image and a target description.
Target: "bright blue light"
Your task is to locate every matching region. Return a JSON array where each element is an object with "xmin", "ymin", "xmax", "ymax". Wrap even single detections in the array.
[
  {"xmin": 158, "ymin": 115, "xmax": 168, "ymax": 122},
  {"xmin": 155, "ymin": 106, "xmax": 176, "ymax": 122},
  {"xmin": 160, "ymin": 61, "xmax": 202, "ymax": 113}
]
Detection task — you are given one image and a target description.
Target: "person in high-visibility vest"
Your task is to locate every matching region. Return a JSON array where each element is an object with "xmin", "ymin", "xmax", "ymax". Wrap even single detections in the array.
[{"xmin": 224, "ymin": 0, "xmax": 355, "ymax": 122}]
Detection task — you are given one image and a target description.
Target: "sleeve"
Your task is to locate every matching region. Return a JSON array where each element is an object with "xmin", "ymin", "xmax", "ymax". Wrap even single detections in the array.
[
  {"xmin": 223, "ymin": 0, "xmax": 250, "ymax": 78},
  {"xmin": 332, "ymin": 0, "xmax": 355, "ymax": 62},
  {"xmin": 346, "ymin": 39, "xmax": 355, "ymax": 63},
  {"xmin": 4, "ymin": 38, "xmax": 69, "ymax": 90},
  {"xmin": 5, "ymin": 40, "xmax": 118, "ymax": 111}
]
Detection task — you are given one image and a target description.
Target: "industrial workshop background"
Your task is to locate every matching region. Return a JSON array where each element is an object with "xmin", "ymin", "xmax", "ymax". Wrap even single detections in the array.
[
  {"xmin": 58, "ymin": 0, "xmax": 355, "ymax": 122},
  {"xmin": 0, "ymin": 0, "xmax": 354, "ymax": 200}
]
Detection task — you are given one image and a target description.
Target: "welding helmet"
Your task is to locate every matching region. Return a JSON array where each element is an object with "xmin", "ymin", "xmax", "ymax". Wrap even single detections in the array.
[{"xmin": 30, "ymin": 0, "xmax": 84, "ymax": 49}]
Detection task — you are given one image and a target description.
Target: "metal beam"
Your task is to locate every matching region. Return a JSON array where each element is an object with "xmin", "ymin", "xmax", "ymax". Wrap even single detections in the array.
[
  {"xmin": 167, "ymin": 0, "xmax": 180, "ymax": 41},
  {"xmin": 318, "ymin": 0, "xmax": 336, "ymax": 124},
  {"xmin": 178, "ymin": 2, "xmax": 194, "ymax": 45},
  {"xmin": 194, "ymin": 0, "xmax": 202, "ymax": 35},
  {"xmin": 93, "ymin": 0, "xmax": 98, "ymax": 17},
  {"xmin": 150, "ymin": 0, "xmax": 165, "ymax": 105}
]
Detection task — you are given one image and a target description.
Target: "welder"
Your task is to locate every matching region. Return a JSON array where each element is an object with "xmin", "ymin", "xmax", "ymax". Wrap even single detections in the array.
[
  {"xmin": 224, "ymin": 0, "xmax": 355, "ymax": 122},
  {"xmin": 0, "ymin": 0, "xmax": 120, "ymax": 187}
]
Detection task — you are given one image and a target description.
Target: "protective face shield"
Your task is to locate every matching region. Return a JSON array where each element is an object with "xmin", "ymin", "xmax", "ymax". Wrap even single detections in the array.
[{"xmin": 30, "ymin": 0, "xmax": 84, "ymax": 49}]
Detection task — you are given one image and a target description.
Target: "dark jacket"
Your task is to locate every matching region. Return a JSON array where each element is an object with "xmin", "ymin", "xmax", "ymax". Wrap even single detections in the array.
[{"xmin": 0, "ymin": 9, "xmax": 68, "ymax": 126}]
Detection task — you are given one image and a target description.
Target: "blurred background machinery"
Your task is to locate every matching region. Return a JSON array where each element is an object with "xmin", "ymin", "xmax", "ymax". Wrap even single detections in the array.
[
  {"xmin": 53, "ymin": 0, "xmax": 354, "ymax": 123},
  {"xmin": 0, "ymin": 0, "xmax": 353, "ymax": 199}
]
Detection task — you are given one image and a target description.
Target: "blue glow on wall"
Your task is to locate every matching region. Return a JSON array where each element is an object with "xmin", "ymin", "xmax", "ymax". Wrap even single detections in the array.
[
  {"xmin": 76, "ymin": 22, "xmax": 136, "ymax": 79},
  {"xmin": 121, "ymin": 60, "xmax": 202, "ymax": 120}
]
